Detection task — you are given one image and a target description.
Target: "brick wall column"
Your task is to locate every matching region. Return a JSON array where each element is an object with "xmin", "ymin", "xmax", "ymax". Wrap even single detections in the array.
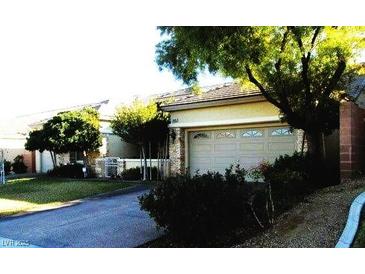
[
  {"xmin": 169, "ymin": 128, "xmax": 185, "ymax": 175},
  {"xmin": 340, "ymin": 101, "xmax": 365, "ymax": 180}
]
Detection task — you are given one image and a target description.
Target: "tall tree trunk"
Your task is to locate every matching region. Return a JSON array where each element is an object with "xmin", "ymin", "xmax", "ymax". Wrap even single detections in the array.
[
  {"xmin": 161, "ymin": 145, "xmax": 164, "ymax": 180},
  {"xmin": 164, "ymin": 137, "xmax": 169, "ymax": 179},
  {"xmin": 49, "ymin": 151, "xmax": 55, "ymax": 168},
  {"xmin": 141, "ymin": 145, "xmax": 147, "ymax": 181},
  {"xmin": 305, "ymin": 131, "xmax": 324, "ymax": 182},
  {"xmin": 82, "ymin": 151, "xmax": 88, "ymax": 178},
  {"xmin": 53, "ymin": 152, "xmax": 58, "ymax": 167},
  {"xmin": 301, "ymin": 132, "xmax": 306, "ymax": 156},
  {"xmin": 50, "ymin": 151, "xmax": 58, "ymax": 168},
  {"xmin": 139, "ymin": 147, "xmax": 143, "ymax": 180},
  {"xmin": 306, "ymin": 131, "xmax": 322, "ymax": 160},
  {"xmin": 321, "ymin": 133, "xmax": 327, "ymax": 160},
  {"xmin": 149, "ymin": 141, "xmax": 152, "ymax": 181},
  {"xmin": 156, "ymin": 143, "xmax": 160, "ymax": 182}
]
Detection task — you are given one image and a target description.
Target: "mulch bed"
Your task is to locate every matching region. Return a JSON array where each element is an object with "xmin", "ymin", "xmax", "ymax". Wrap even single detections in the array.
[{"xmin": 235, "ymin": 179, "xmax": 365, "ymax": 248}]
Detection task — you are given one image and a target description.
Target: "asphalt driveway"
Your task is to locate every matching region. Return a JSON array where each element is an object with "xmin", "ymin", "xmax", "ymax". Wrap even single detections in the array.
[{"xmin": 0, "ymin": 186, "xmax": 163, "ymax": 248}]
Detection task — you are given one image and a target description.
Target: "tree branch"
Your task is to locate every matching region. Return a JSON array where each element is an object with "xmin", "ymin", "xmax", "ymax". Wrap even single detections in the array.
[
  {"xmin": 290, "ymin": 27, "xmax": 318, "ymax": 108},
  {"xmin": 245, "ymin": 65, "xmax": 282, "ymax": 110},
  {"xmin": 323, "ymin": 59, "xmax": 346, "ymax": 98},
  {"xmin": 274, "ymin": 27, "xmax": 291, "ymax": 112},
  {"xmin": 275, "ymin": 27, "xmax": 290, "ymax": 72},
  {"xmin": 290, "ymin": 27, "xmax": 305, "ymax": 54},
  {"xmin": 310, "ymin": 26, "xmax": 322, "ymax": 51},
  {"xmin": 301, "ymin": 55, "xmax": 311, "ymax": 104}
]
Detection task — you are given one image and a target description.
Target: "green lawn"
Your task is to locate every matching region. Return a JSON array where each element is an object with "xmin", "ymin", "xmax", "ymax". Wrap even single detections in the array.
[{"xmin": 0, "ymin": 177, "xmax": 133, "ymax": 217}]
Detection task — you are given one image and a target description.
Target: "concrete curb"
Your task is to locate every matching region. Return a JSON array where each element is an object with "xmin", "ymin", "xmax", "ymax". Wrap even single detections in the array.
[
  {"xmin": 336, "ymin": 192, "xmax": 365, "ymax": 248},
  {"xmin": 0, "ymin": 184, "xmax": 150, "ymax": 221}
]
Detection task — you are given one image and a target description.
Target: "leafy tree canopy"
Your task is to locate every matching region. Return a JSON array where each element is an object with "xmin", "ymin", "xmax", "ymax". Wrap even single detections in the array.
[
  {"xmin": 111, "ymin": 100, "xmax": 169, "ymax": 146},
  {"xmin": 25, "ymin": 129, "xmax": 48, "ymax": 152},
  {"xmin": 156, "ymin": 27, "xmax": 365, "ymax": 152},
  {"xmin": 50, "ymin": 107, "xmax": 102, "ymax": 153},
  {"xmin": 26, "ymin": 107, "xmax": 102, "ymax": 154}
]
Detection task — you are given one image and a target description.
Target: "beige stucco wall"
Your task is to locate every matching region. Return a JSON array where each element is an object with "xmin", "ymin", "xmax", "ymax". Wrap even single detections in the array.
[
  {"xmin": 99, "ymin": 119, "xmax": 139, "ymax": 158},
  {"xmin": 169, "ymin": 101, "xmax": 281, "ymax": 128},
  {"xmin": 105, "ymin": 134, "xmax": 138, "ymax": 158}
]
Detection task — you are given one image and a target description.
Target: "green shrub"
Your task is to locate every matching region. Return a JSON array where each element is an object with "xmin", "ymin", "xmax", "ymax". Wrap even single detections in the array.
[
  {"xmin": 4, "ymin": 160, "xmax": 11, "ymax": 175},
  {"xmin": 248, "ymin": 160, "xmax": 272, "ymax": 182},
  {"xmin": 121, "ymin": 166, "xmax": 158, "ymax": 181},
  {"xmin": 139, "ymin": 165, "xmax": 266, "ymax": 245},
  {"xmin": 261, "ymin": 152, "xmax": 336, "ymax": 213},
  {"xmin": 11, "ymin": 155, "xmax": 28, "ymax": 174},
  {"xmin": 47, "ymin": 163, "xmax": 85, "ymax": 178}
]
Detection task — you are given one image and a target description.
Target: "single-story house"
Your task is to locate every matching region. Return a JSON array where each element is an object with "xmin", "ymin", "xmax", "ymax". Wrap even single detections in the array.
[
  {"xmin": 3, "ymin": 81, "xmax": 362, "ymax": 179},
  {"xmin": 8, "ymin": 100, "xmax": 138, "ymax": 173},
  {"xmin": 160, "ymin": 83, "xmax": 339, "ymax": 177}
]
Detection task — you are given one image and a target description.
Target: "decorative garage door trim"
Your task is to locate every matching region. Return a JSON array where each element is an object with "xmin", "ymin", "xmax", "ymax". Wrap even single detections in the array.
[
  {"xmin": 188, "ymin": 126, "xmax": 297, "ymax": 176},
  {"xmin": 241, "ymin": 129, "xmax": 264, "ymax": 138}
]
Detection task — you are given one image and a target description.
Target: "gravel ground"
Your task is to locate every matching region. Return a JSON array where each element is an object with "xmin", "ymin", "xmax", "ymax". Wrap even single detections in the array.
[{"xmin": 235, "ymin": 179, "xmax": 365, "ymax": 248}]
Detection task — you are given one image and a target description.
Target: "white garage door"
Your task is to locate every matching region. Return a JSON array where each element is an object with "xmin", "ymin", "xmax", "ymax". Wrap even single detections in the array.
[{"xmin": 189, "ymin": 126, "xmax": 296, "ymax": 175}]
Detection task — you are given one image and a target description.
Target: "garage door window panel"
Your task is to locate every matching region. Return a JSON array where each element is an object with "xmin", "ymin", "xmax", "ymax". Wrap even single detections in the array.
[
  {"xmin": 192, "ymin": 132, "xmax": 211, "ymax": 140},
  {"xmin": 241, "ymin": 129, "xmax": 264, "ymax": 138},
  {"xmin": 216, "ymin": 131, "xmax": 236, "ymax": 139},
  {"xmin": 270, "ymin": 127, "xmax": 292, "ymax": 136}
]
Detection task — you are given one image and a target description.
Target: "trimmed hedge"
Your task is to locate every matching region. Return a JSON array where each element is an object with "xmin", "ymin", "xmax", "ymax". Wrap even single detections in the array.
[{"xmin": 121, "ymin": 166, "xmax": 158, "ymax": 181}]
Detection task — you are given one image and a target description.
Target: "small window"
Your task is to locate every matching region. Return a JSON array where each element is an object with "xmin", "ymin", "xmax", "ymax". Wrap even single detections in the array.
[
  {"xmin": 216, "ymin": 131, "xmax": 236, "ymax": 139},
  {"xmin": 193, "ymin": 132, "xmax": 210, "ymax": 139},
  {"xmin": 241, "ymin": 129, "xmax": 264, "ymax": 138},
  {"xmin": 271, "ymin": 128, "xmax": 292, "ymax": 136}
]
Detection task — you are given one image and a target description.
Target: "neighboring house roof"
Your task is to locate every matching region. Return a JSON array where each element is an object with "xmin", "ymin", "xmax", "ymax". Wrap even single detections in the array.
[
  {"xmin": 159, "ymin": 82, "xmax": 263, "ymax": 111},
  {"xmin": 12, "ymin": 83, "xmax": 263, "ymax": 134},
  {"xmin": 23, "ymin": 100, "xmax": 111, "ymax": 129}
]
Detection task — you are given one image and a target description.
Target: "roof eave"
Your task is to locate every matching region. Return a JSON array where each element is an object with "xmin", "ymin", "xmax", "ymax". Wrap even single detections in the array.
[{"xmin": 161, "ymin": 94, "xmax": 265, "ymax": 112}]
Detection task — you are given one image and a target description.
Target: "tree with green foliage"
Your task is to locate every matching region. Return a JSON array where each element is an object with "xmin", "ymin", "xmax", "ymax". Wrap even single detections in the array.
[
  {"xmin": 111, "ymin": 100, "xmax": 169, "ymax": 181},
  {"xmin": 156, "ymin": 26, "xmax": 365, "ymax": 158},
  {"xmin": 51, "ymin": 107, "xmax": 102, "ymax": 161},
  {"xmin": 25, "ymin": 127, "xmax": 60, "ymax": 167},
  {"xmin": 25, "ymin": 107, "xmax": 102, "ymax": 169}
]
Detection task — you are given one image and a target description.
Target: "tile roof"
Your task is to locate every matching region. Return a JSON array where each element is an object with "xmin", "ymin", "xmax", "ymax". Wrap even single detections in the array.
[
  {"xmin": 346, "ymin": 76, "xmax": 365, "ymax": 100},
  {"xmin": 347, "ymin": 76, "xmax": 365, "ymax": 109},
  {"xmin": 19, "ymin": 100, "xmax": 110, "ymax": 128},
  {"xmin": 159, "ymin": 82, "xmax": 261, "ymax": 107}
]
